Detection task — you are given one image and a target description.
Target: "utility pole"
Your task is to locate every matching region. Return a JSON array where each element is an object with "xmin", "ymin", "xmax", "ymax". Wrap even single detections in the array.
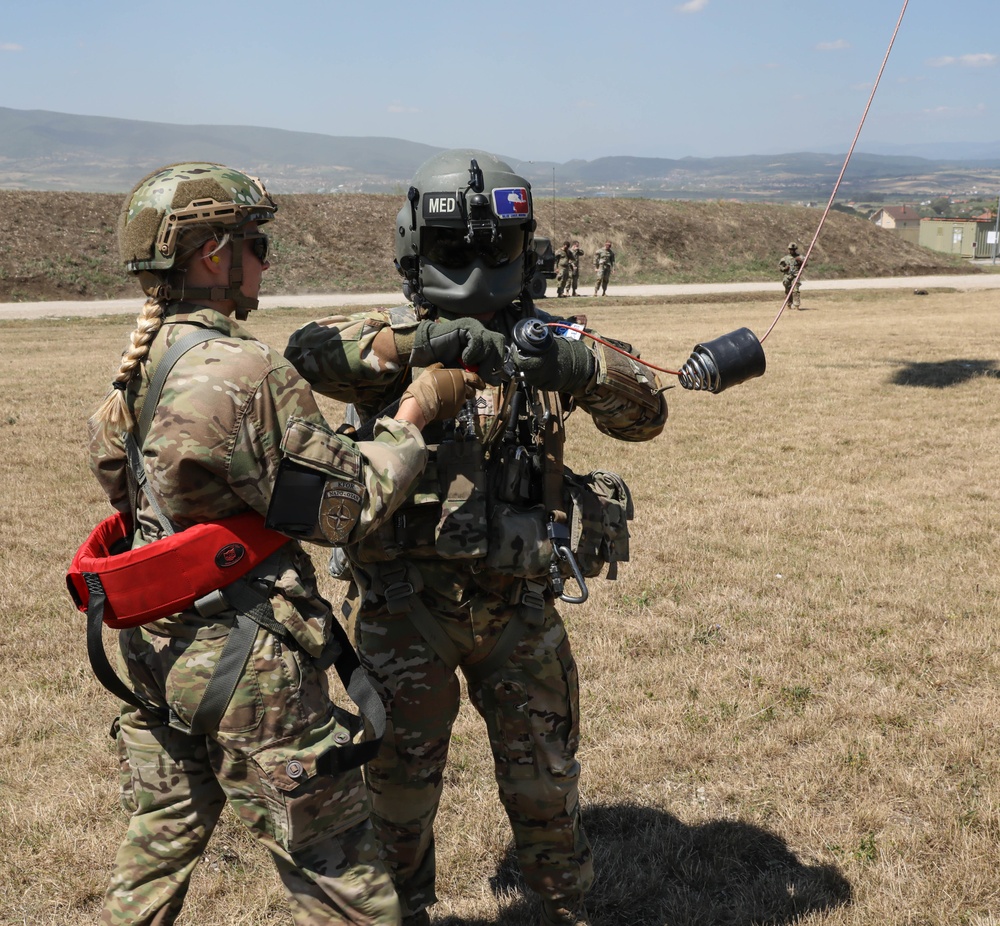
[
  {"xmin": 993, "ymin": 191, "xmax": 1000, "ymax": 264},
  {"xmin": 552, "ymin": 166, "xmax": 556, "ymax": 231}
]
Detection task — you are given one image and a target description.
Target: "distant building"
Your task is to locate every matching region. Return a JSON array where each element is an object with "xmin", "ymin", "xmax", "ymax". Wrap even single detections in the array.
[
  {"xmin": 869, "ymin": 205, "xmax": 921, "ymax": 245},
  {"xmin": 917, "ymin": 216, "xmax": 995, "ymax": 258}
]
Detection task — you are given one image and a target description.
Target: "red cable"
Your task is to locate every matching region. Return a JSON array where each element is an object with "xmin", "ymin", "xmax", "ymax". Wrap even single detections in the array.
[
  {"xmin": 542, "ymin": 0, "xmax": 910, "ymax": 380},
  {"xmin": 543, "ymin": 322, "xmax": 683, "ymax": 376}
]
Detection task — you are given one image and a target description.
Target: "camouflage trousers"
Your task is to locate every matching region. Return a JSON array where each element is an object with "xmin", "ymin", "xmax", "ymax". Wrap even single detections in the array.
[
  {"xmin": 101, "ymin": 621, "xmax": 400, "ymax": 925},
  {"xmin": 594, "ymin": 267, "xmax": 611, "ymax": 295},
  {"xmin": 556, "ymin": 265, "xmax": 572, "ymax": 295},
  {"xmin": 353, "ymin": 561, "xmax": 594, "ymax": 918},
  {"xmin": 783, "ymin": 276, "xmax": 801, "ymax": 308}
]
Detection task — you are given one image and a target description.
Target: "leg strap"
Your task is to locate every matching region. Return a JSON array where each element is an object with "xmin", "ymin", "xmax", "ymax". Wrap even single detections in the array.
[{"xmin": 463, "ymin": 579, "xmax": 547, "ymax": 686}]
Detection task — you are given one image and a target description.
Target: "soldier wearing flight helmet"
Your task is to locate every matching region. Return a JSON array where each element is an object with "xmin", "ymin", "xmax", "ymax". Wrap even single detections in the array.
[{"xmin": 285, "ymin": 149, "xmax": 668, "ymax": 926}]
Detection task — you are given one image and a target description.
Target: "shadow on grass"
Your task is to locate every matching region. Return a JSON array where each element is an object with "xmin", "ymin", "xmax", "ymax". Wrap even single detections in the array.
[
  {"xmin": 891, "ymin": 358, "xmax": 1000, "ymax": 388},
  {"xmin": 437, "ymin": 801, "xmax": 852, "ymax": 926}
]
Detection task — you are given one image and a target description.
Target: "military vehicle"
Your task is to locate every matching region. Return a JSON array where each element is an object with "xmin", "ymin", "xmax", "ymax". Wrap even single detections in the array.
[{"xmin": 528, "ymin": 235, "xmax": 556, "ymax": 298}]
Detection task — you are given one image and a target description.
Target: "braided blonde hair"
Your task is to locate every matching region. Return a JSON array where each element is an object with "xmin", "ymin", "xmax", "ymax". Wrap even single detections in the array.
[
  {"xmin": 90, "ymin": 297, "xmax": 167, "ymax": 430},
  {"xmin": 91, "ymin": 228, "xmax": 226, "ymax": 430}
]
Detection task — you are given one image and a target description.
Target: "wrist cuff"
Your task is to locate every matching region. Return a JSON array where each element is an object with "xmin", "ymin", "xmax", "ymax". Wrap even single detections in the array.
[{"xmin": 393, "ymin": 329, "xmax": 417, "ymax": 361}]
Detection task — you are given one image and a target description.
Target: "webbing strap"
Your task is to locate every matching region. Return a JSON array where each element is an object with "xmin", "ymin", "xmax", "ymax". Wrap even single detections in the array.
[
  {"xmin": 186, "ymin": 573, "xmax": 299, "ymax": 736},
  {"xmin": 138, "ymin": 326, "xmax": 221, "ymax": 447},
  {"xmin": 315, "ymin": 614, "xmax": 387, "ymax": 774},
  {"xmin": 464, "ymin": 611, "xmax": 529, "ymax": 686},
  {"xmin": 187, "ymin": 611, "xmax": 260, "ymax": 737},
  {"xmin": 85, "ymin": 578, "xmax": 169, "ymax": 725},
  {"xmin": 463, "ymin": 580, "xmax": 547, "ymax": 685},
  {"xmin": 127, "ymin": 327, "xmax": 222, "ymax": 537},
  {"xmin": 365, "ymin": 563, "xmax": 462, "ymax": 671},
  {"xmin": 404, "ymin": 593, "xmax": 463, "ymax": 671}
]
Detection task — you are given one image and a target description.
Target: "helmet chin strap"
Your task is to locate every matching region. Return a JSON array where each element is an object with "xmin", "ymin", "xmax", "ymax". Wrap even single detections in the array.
[
  {"xmin": 149, "ymin": 233, "xmax": 260, "ymax": 316},
  {"xmin": 227, "ymin": 237, "xmax": 259, "ymax": 319}
]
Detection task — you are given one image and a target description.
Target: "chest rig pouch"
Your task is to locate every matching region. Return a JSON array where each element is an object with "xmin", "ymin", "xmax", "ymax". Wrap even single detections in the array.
[
  {"xmin": 349, "ymin": 403, "xmax": 491, "ymax": 563},
  {"xmin": 347, "ymin": 380, "xmax": 634, "ymax": 586}
]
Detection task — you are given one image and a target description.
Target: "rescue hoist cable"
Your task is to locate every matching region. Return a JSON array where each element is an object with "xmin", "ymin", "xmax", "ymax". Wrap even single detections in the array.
[
  {"xmin": 540, "ymin": 0, "xmax": 911, "ymax": 392},
  {"xmin": 760, "ymin": 0, "xmax": 910, "ymax": 344}
]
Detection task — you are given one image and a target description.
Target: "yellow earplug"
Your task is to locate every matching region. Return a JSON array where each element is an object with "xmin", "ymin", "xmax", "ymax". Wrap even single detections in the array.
[{"xmin": 210, "ymin": 255, "xmax": 221, "ymax": 263}]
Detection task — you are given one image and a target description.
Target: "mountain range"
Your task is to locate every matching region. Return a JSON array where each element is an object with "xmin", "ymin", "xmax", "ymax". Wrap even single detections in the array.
[{"xmin": 2, "ymin": 106, "xmax": 998, "ymax": 201}]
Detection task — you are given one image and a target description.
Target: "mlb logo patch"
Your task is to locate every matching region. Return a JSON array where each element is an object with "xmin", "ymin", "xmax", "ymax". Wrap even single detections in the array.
[{"xmin": 492, "ymin": 187, "xmax": 530, "ymax": 219}]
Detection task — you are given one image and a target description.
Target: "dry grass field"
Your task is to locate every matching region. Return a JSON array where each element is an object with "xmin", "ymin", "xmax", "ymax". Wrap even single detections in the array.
[{"xmin": 1, "ymin": 286, "xmax": 998, "ymax": 925}]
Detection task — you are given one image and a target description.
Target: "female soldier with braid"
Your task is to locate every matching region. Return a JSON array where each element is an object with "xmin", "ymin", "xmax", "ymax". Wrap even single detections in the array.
[{"xmin": 89, "ymin": 163, "xmax": 479, "ymax": 926}]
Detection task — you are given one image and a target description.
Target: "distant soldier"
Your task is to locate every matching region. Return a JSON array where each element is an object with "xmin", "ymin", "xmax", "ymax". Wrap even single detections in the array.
[
  {"xmin": 555, "ymin": 240, "xmax": 573, "ymax": 297},
  {"xmin": 779, "ymin": 241, "xmax": 804, "ymax": 310},
  {"xmin": 568, "ymin": 240, "xmax": 584, "ymax": 296},
  {"xmin": 593, "ymin": 241, "xmax": 615, "ymax": 296}
]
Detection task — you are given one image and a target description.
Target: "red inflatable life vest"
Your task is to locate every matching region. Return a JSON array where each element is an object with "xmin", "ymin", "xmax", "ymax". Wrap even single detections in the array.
[{"xmin": 67, "ymin": 511, "xmax": 289, "ymax": 628}]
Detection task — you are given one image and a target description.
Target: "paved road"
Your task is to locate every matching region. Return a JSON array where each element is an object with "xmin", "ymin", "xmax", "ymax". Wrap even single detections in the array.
[{"xmin": 2, "ymin": 274, "xmax": 998, "ymax": 320}]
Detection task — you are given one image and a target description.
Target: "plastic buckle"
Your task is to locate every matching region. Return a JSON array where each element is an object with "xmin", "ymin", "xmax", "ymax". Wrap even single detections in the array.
[
  {"xmin": 521, "ymin": 589, "xmax": 546, "ymax": 612},
  {"xmin": 383, "ymin": 580, "xmax": 415, "ymax": 614},
  {"xmin": 193, "ymin": 588, "xmax": 230, "ymax": 618}
]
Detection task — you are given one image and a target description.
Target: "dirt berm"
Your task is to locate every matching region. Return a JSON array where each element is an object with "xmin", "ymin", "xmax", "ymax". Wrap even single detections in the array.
[{"xmin": 0, "ymin": 191, "xmax": 975, "ymax": 303}]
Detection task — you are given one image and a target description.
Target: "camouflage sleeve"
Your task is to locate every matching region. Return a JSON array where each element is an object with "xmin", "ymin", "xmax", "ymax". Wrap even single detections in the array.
[
  {"xmin": 284, "ymin": 308, "xmax": 414, "ymax": 411},
  {"xmin": 572, "ymin": 336, "xmax": 668, "ymax": 442},
  {"xmin": 232, "ymin": 361, "xmax": 428, "ymax": 546},
  {"xmin": 88, "ymin": 420, "xmax": 130, "ymax": 515}
]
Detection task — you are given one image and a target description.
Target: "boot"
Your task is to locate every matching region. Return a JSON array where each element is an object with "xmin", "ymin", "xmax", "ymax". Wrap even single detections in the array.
[
  {"xmin": 540, "ymin": 900, "xmax": 591, "ymax": 926},
  {"xmin": 402, "ymin": 911, "xmax": 430, "ymax": 926}
]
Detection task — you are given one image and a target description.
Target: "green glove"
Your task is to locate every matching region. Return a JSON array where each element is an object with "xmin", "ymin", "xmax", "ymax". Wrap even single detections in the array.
[
  {"xmin": 513, "ymin": 336, "xmax": 594, "ymax": 395},
  {"xmin": 400, "ymin": 318, "xmax": 507, "ymax": 384}
]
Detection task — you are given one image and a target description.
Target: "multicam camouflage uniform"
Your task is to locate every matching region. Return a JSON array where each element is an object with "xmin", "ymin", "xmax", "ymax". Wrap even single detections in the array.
[
  {"xmin": 284, "ymin": 301, "xmax": 667, "ymax": 920},
  {"xmin": 555, "ymin": 243, "xmax": 573, "ymax": 297},
  {"xmin": 90, "ymin": 304, "xmax": 429, "ymax": 925},
  {"xmin": 593, "ymin": 245, "xmax": 615, "ymax": 296},
  {"xmin": 779, "ymin": 243, "xmax": 804, "ymax": 309}
]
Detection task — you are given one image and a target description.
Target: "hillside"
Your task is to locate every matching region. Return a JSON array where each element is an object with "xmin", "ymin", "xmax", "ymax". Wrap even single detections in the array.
[
  {"xmin": 0, "ymin": 191, "xmax": 974, "ymax": 303},
  {"xmin": 5, "ymin": 108, "xmax": 1000, "ymax": 198}
]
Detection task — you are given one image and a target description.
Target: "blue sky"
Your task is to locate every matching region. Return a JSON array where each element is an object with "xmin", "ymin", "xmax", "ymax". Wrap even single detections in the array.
[{"xmin": 1, "ymin": 0, "xmax": 995, "ymax": 162}]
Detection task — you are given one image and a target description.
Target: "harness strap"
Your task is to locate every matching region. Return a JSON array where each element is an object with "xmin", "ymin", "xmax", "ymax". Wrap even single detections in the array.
[
  {"xmin": 187, "ymin": 614, "xmax": 261, "ymax": 736},
  {"xmin": 129, "ymin": 326, "xmax": 222, "ymax": 536},
  {"xmin": 86, "ymin": 583, "xmax": 166, "ymax": 722},
  {"xmin": 186, "ymin": 570, "xmax": 284, "ymax": 737},
  {"xmin": 84, "ymin": 555, "xmax": 290, "ymax": 733},
  {"xmin": 314, "ymin": 611, "xmax": 387, "ymax": 774},
  {"xmin": 405, "ymin": 593, "xmax": 463, "ymax": 671},
  {"xmin": 464, "ymin": 579, "xmax": 547, "ymax": 685}
]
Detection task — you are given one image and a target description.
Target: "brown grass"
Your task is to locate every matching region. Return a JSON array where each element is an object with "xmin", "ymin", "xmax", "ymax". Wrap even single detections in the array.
[{"xmin": 1, "ymin": 288, "xmax": 998, "ymax": 925}]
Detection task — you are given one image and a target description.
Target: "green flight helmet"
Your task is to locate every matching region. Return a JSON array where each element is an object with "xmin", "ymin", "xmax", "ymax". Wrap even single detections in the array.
[
  {"xmin": 118, "ymin": 162, "xmax": 277, "ymax": 315},
  {"xmin": 394, "ymin": 148, "xmax": 535, "ymax": 318}
]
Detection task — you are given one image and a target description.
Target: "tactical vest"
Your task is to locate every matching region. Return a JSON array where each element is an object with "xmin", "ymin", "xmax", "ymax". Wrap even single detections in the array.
[{"xmin": 347, "ymin": 381, "xmax": 633, "ymax": 584}]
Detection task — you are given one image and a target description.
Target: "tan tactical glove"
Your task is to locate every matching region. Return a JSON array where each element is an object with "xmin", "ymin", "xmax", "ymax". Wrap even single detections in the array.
[{"xmin": 401, "ymin": 363, "xmax": 484, "ymax": 423}]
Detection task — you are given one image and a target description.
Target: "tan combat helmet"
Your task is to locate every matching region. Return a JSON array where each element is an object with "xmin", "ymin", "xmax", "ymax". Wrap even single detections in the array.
[{"xmin": 118, "ymin": 162, "xmax": 276, "ymax": 316}]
